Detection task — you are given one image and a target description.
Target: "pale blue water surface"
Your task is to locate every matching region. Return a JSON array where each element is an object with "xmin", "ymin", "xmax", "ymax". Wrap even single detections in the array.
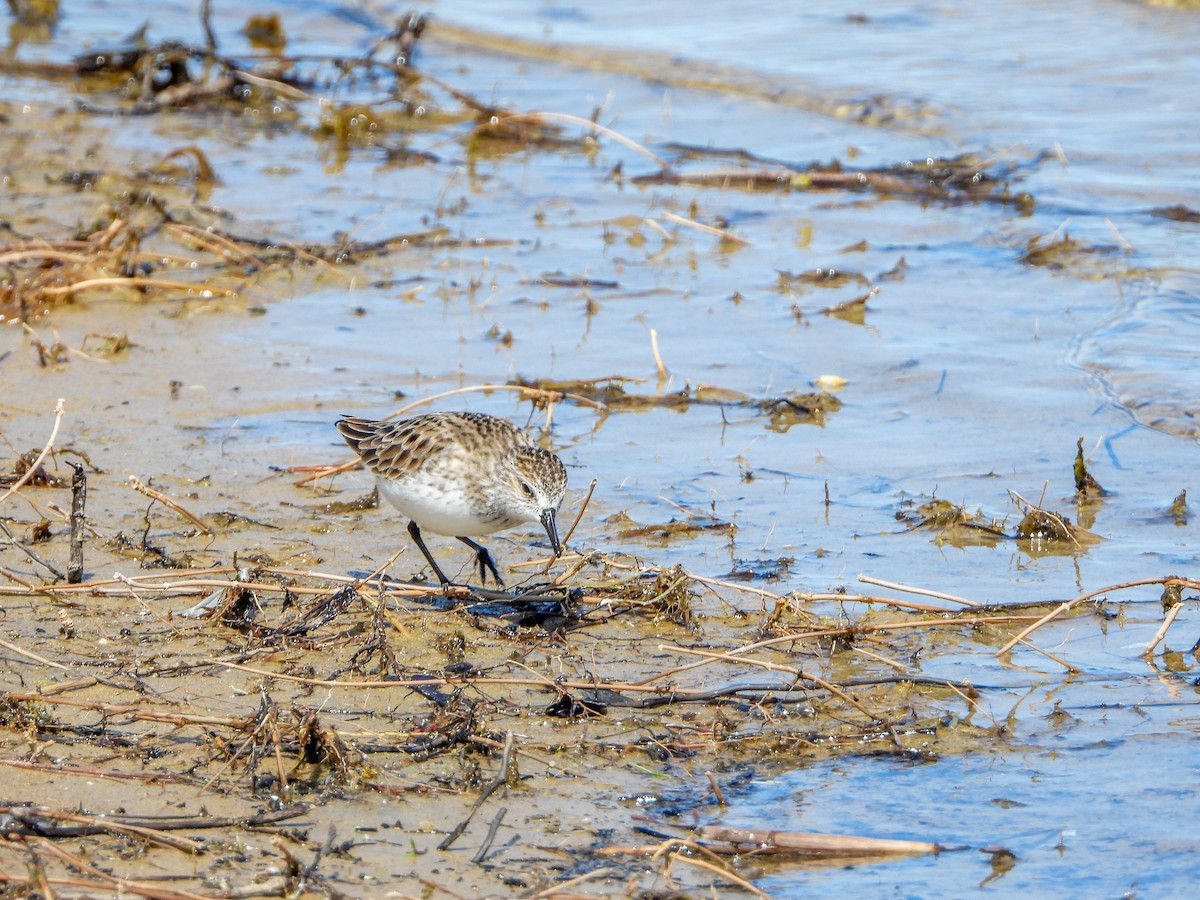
[{"xmin": 4, "ymin": 0, "xmax": 1200, "ymax": 895}]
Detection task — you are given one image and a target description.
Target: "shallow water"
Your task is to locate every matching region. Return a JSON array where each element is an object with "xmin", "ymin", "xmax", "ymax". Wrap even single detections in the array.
[{"xmin": 3, "ymin": 0, "xmax": 1200, "ymax": 895}]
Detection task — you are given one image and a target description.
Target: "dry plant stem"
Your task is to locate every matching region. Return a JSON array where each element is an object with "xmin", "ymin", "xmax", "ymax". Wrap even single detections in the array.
[
  {"xmin": 212, "ymin": 662, "xmax": 916, "ymax": 700},
  {"xmin": 552, "ymin": 552, "xmax": 592, "ymax": 585},
  {"xmin": 1143, "ymin": 602, "xmax": 1184, "ymax": 657},
  {"xmin": 698, "ymin": 825, "xmax": 943, "ymax": 856},
  {"xmin": 499, "ymin": 111, "xmax": 670, "ymax": 170},
  {"xmin": 127, "ymin": 476, "xmax": 213, "ymax": 534},
  {"xmin": 165, "ymin": 222, "xmax": 269, "ymax": 269},
  {"xmin": 542, "ymin": 477, "xmax": 596, "ymax": 577},
  {"xmin": 0, "ymin": 570, "xmax": 442, "ymax": 600},
  {"xmin": 354, "ymin": 547, "xmax": 406, "ymax": 592},
  {"xmin": 390, "ymin": 382, "xmax": 608, "ymax": 417},
  {"xmin": 439, "ymin": 730, "xmax": 517, "ymax": 851},
  {"xmin": 469, "ymin": 734, "xmax": 578, "ymax": 777},
  {"xmin": 943, "ymin": 681, "xmax": 996, "ymax": 728},
  {"xmin": 837, "ymin": 593, "xmax": 963, "ymax": 613},
  {"xmin": 1, "ymin": 692, "xmax": 244, "ymax": 728},
  {"xmin": 696, "ymin": 574, "xmax": 814, "ymax": 617},
  {"xmin": 199, "ymin": 0, "xmax": 217, "ymax": 53},
  {"xmin": 706, "ymin": 771, "xmax": 728, "ymax": 807},
  {"xmin": 637, "ymin": 618, "xmax": 938, "ymax": 685},
  {"xmin": 22, "ymin": 838, "xmax": 215, "ymax": 900},
  {"xmin": 1106, "ymin": 217, "xmax": 1134, "ymax": 253},
  {"xmin": 40, "ymin": 276, "xmax": 233, "ymax": 298},
  {"xmin": 851, "ymin": 645, "xmax": 912, "ymax": 673},
  {"xmin": 36, "ymin": 676, "xmax": 100, "ymax": 696},
  {"xmin": 529, "ymin": 867, "xmax": 620, "ymax": 898},
  {"xmin": 659, "ymin": 210, "xmax": 751, "ymax": 245},
  {"xmin": 0, "ymin": 250, "xmax": 91, "ymax": 265},
  {"xmin": 858, "ymin": 574, "xmax": 980, "ymax": 607},
  {"xmin": 560, "ymin": 478, "xmax": 596, "ymax": 548},
  {"xmin": 664, "ymin": 645, "xmax": 881, "ymax": 720},
  {"xmin": 667, "ymin": 852, "xmax": 769, "ymax": 898},
  {"xmin": 292, "ymin": 460, "xmax": 359, "ymax": 487},
  {"xmin": 0, "ymin": 398, "xmax": 64, "ymax": 507},
  {"xmin": 1014, "ymin": 636, "xmax": 1082, "ymax": 674},
  {"xmin": 643, "ymin": 216, "xmax": 673, "ymax": 243},
  {"xmin": 635, "ymin": 632, "xmax": 831, "ymax": 684},
  {"xmin": 228, "ymin": 66, "xmax": 313, "ymax": 101},
  {"xmin": 471, "ymin": 806, "xmax": 507, "ymax": 864},
  {"xmin": 67, "ymin": 464, "xmax": 85, "ymax": 583},
  {"xmin": 995, "ymin": 576, "xmax": 1198, "ymax": 656},
  {"xmin": 0, "ymin": 637, "xmax": 69, "ymax": 670},
  {"xmin": 200, "ymin": 708, "xmax": 276, "ymax": 794},
  {"xmin": 0, "ymin": 565, "xmax": 65, "ymax": 601},
  {"xmin": 649, "ymin": 328, "xmax": 668, "ymax": 379},
  {"xmin": 0, "ymin": 519, "xmax": 64, "ymax": 580},
  {"xmin": 26, "ymin": 811, "xmax": 204, "ymax": 853}
]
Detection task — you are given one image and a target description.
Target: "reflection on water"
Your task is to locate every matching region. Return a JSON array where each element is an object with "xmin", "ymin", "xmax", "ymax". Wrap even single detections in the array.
[
  {"xmin": 1076, "ymin": 273, "xmax": 1200, "ymax": 437},
  {"xmin": 743, "ymin": 726, "xmax": 1200, "ymax": 896}
]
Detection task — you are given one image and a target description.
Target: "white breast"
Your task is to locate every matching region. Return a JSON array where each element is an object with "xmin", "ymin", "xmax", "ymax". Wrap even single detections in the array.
[{"xmin": 376, "ymin": 474, "xmax": 506, "ymax": 537}]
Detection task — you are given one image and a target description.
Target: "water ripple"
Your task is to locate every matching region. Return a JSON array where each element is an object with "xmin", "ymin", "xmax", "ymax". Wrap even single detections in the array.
[{"xmin": 1076, "ymin": 272, "xmax": 1200, "ymax": 437}]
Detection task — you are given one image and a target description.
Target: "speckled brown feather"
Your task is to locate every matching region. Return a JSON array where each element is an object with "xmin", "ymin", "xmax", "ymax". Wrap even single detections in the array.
[
  {"xmin": 336, "ymin": 412, "xmax": 534, "ymax": 481},
  {"xmin": 334, "ymin": 411, "xmax": 567, "ymax": 584}
]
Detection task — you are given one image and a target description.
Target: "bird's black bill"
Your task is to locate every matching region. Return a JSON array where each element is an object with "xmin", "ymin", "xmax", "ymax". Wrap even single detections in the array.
[{"xmin": 541, "ymin": 508, "xmax": 562, "ymax": 557}]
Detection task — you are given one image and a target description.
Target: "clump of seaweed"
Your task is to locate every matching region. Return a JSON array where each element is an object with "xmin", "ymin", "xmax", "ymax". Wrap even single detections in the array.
[
  {"xmin": 1073, "ymin": 435, "xmax": 1106, "ymax": 496},
  {"xmin": 511, "ymin": 375, "xmax": 842, "ymax": 431},
  {"xmin": 896, "ymin": 497, "xmax": 1008, "ymax": 547},
  {"xmin": 632, "ymin": 150, "xmax": 1036, "ymax": 210}
]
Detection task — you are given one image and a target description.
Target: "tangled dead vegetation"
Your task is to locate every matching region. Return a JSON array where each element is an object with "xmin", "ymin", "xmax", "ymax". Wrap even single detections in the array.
[{"xmin": 1, "ymin": 388, "xmax": 1197, "ymax": 895}]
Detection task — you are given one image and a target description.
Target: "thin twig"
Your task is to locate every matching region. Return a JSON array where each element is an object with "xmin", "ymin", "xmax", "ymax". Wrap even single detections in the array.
[
  {"xmin": 389, "ymin": 382, "xmax": 607, "ymax": 417},
  {"xmin": 470, "ymin": 807, "xmax": 507, "ymax": 864},
  {"xmin": 127, "ymin": 476, "xmax": 213, "ymax": 534},
  {"xmin": 663, "ymin": 645, "xmax": 881, "ymax": 720},
  {"xmin": 0, "ymin": 398, "xmax": 64, "ymax": 506},
  {"xmin": 667, "ymin": 851, "xmax": 769, "ymax": 898},
  {"xmin": 39, "ymin": 276, "xmax": 233, "ymax": 297},
  {"xmin": 649, "ymin": 328, "xmax": 668, "ymax": 380},
  {"xmin": 706, "ymin": 771, "xmax": 727, "ymax": 807},
  {"xmin": 498, "ymin": 111, "xmax": 670, "ymax": 170},
  {"xmin": 996, "ymin": 577, "xmax": 1192, "ymax": 656},
  {"xmin": 541, "ymin": 478, "xmax": 596, "ymax": 578},
  {"xmin": 1143, "ymin": 602, "xmax": 1185, "ymax": 657},
  {"xmin": 0, "ymin": 518, "xmax": 65, "ymax": 580},
  {"xmin": 0, "ymin": 637, "xmax": 69, "ymax": 670},
  {"xmin": 199, "ymin": 0, "xmax": 218, "ymax": 53},
  {"xmin": 659, "ymin": 210, "xmax": 751, "ymax": 245},
  {"xmin": 440, "ymin": 731, "xmax": 516, "ymax": 851},
  {"xmin": 561, "ymin": 477, "xmax": 596, "ymax": 549},
  {"xmin": 858, "ymin": 574, "xmax": 980, "ymax": 607},
  {"xmin": 1013, "ymin": 636, "xmax": 1082, "ymax": 674}
]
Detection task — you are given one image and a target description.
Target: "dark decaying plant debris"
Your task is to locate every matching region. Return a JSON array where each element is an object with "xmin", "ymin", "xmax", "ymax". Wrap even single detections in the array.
[
  {"xmin": 1074, "ymin": 435, "xmax": 1106, "ymax": 496},
  {"xmin": 2, "ymin": 402, "xmax": 1195, "ymax": 895},
  {"xmin": 1, "ymin": 4, "xmax": 1194, "ymax": 896},
  {"xmin": 511, "ymin": 375, "xmax": 843, "ymax": 430}
]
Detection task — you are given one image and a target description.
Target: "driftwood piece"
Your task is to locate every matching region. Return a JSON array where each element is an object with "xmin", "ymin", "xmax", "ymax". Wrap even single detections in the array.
[{"xmin": 697, "ymin": 825, "xmax": 947, "ymax": 857}]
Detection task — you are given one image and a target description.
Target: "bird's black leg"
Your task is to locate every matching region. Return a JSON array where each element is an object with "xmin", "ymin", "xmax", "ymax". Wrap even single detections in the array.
[
  {"xmin": 457, "ymin": 536, "xmax": 504, "ymax": 586},
  {"xmin": 407, "ymin": 520, "xmax": 453, "ymax": 586}
]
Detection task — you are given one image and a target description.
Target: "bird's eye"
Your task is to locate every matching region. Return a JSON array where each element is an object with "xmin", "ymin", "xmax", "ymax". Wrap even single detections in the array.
[{"xmin": 520, "ymin": 481, "xmax": 535, "ymax": 499}]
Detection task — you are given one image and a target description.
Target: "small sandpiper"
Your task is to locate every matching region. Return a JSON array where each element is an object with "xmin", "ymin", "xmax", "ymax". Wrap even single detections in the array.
[{"xmin": 335, "ymin": 412, "xmax": 568, "ymax": 586}]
